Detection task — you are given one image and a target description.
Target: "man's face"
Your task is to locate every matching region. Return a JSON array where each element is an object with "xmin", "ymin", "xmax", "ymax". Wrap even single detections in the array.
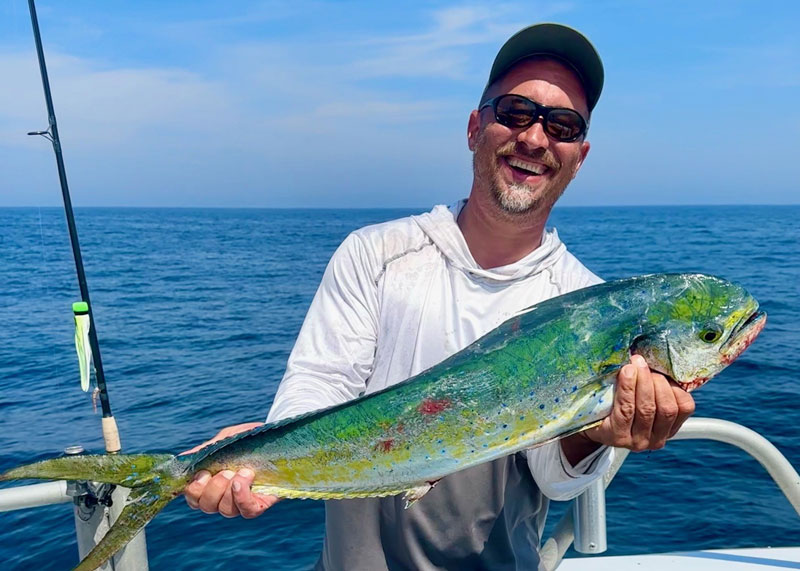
[{"xmin": 467, "ymin": 58, "xmax": 591, "ymax": 215}]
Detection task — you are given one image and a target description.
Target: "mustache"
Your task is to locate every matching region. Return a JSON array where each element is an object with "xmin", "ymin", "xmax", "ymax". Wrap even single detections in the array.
[{"xmin": 496, "ymin": 142, "xmax": 560, "ymax": 170}]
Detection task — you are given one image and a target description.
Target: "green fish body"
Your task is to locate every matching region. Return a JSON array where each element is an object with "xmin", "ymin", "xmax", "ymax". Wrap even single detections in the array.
[{"xmin": 0, "ymin": 274, "xmax": 766, "ymax": 570}]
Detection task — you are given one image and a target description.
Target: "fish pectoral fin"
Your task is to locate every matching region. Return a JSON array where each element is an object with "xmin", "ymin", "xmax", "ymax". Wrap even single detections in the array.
[
  {"xmin": 524, "ymin": 419, "xmax": 605, "ymax": 451},
  {"xmin": 403, "ymin": 479, "xmax": 440, "ymax": 509}
]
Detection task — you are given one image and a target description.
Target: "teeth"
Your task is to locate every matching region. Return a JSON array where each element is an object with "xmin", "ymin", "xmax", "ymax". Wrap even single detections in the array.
[{"xmin": 506, "ymin": 157, "xmax": 546, "ymax": 175}]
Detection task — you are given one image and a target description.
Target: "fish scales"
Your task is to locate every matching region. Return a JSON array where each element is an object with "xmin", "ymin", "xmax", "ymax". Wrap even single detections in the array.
[{"xmin": 0, "ymin": 273, "xmax": 766, "ymax": 571}]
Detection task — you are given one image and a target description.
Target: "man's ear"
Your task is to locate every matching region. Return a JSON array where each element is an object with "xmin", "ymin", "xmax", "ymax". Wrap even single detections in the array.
[
  {"xmin": 571, "ymin": 140, "xmax": 591, "ymax": 179},
  {"xmin": 467, "ymin": 109, "xmax": 481, "ymax": 151}
]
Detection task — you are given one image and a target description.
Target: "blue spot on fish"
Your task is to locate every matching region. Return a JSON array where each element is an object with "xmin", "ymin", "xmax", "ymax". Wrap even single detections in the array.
[
  {"xmin": 539, "ymin": 404, "xmax": 545, "ymax": 410},
  {"xmin": 572, "ymin": 386, "xmax": 578, "ymax": 392},
  {"xmin": 554, "ymin": 397, "xmax": 560, "ymax": 403}
]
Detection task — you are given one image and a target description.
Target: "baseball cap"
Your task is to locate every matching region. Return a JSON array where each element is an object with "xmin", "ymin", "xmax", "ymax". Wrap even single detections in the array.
[{"xmin": 482, "ymin": 23, "xmax": 604, "ymax": 112}]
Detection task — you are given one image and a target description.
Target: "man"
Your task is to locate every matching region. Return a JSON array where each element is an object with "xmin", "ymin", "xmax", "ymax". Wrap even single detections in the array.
[{"xmin": 185, "ymin": 23, "xmax": 695, "ymax": 570}]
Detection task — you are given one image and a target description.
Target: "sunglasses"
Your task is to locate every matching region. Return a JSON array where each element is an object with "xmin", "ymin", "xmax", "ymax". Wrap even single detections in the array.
[{"xmin": 479, "ymin": 94, "xmax": 587, "ymax": 142}]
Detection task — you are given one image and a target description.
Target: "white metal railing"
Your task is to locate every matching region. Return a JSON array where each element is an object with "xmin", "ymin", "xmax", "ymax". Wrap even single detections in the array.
[
  {"xmin": 541, "ymin": 417, "xmax": 800, "ymax": 570},
  {"xmin": 0, "ymin": 480, "xmax": 70, "ymax": 511}
]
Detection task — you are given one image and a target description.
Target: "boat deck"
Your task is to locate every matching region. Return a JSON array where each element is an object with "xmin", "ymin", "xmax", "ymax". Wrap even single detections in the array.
[{"xmin": 560, "ymin": 547, "xmax": 800, "ymax": 570}]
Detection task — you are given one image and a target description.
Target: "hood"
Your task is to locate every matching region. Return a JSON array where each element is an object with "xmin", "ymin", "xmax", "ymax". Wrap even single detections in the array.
[{"xmin": 411, "ymin": 200, "xmax": 567, "ymax": 284}]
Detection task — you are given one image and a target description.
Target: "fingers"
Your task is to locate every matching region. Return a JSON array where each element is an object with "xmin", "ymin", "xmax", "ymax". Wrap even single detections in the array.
[
  {"xmin": 183, "ymin": 466, "xmax": 278, "ymax": 519},
  {"xmin": 669, "ymin": 384, "xmax": 696, "ymax": 438},
  {"xmin": 601, "ymin": 354, "xmax": 696, "ymax": 452},
  {"xmin": 630, "ymin": 356, "xmax": 656, "ymax": 450},
  {"xmin": 198, "ymin": 470, "xmax": 237, "ymax": 515},
  {"xmin": 231, "ymin": 469, "xmax": 278, "ymax": 519},
  {"xmin": 649, "ymin": 373, "xmax": 679, "ymax": 449},
  {"xmin": 216, "ymin": 471, "xmax": 241, "ymax": 518},
  {"xmin": 601, "ymin": 363, "xmax": 637, "ymax": 448},
  {"xmin": 184, "ymin": 471, "xmax": 210, "ymax": 510}
]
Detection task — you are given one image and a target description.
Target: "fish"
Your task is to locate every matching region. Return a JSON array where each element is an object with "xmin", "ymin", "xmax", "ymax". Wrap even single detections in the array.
[{"xmin": 0, "ymin": 273, "xmax": 766, "ymax": 570}]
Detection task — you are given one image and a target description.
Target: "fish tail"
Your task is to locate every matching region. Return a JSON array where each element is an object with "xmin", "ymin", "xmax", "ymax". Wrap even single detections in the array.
[
  {"xmin": 1, "ymin": 453, "xmax": 192, "ymax": 570},
  {"xmin": 72, "ymin": 480, "xmax": 178, "ymax": 571}
]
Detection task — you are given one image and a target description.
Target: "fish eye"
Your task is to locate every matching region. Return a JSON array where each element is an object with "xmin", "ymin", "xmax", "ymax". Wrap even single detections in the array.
[{"xmin": 699, "ymin": 327, "xmax": 723, "ymax": 343}]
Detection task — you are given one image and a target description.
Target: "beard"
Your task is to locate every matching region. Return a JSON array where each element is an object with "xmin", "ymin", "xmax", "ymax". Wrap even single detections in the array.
[
  {"xmin": 473, "ymin": 136, "xmax": 574, "ymax": 216},
  {"xmin": 492, "ymin": 181, "xmax": 546, "ymax": 213}
]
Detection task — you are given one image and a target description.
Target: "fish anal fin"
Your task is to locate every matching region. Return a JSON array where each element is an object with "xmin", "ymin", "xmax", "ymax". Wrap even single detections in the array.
[{"xmin": 403, "ymin": 479, "xmax": 440, "ymax": 509}]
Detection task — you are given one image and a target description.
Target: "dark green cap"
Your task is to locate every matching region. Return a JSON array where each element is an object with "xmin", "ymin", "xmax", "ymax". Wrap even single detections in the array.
[{"xmin": 482, "ymin": 23, "xmax": 604, "ymax": 111}]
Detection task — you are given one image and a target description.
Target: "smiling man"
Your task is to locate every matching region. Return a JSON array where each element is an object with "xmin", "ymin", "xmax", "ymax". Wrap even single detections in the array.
[{"xmin": 185, "ymin": 24, "xmax": 695, "ymax": 570}]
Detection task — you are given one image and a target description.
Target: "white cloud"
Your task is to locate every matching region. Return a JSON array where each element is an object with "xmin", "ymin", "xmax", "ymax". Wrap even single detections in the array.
[{"xmin": 343, "ymin": 3, "xmax": 574, "ymax": 80}]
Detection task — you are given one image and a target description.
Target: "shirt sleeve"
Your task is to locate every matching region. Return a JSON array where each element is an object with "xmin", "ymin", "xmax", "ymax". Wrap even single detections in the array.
[
  {"xmin": 267, "ymin": 233, "xmax": 379, "ymax": 423},
  {"xmin": 526, "ymin": 442, "xmax": 614, "ymax": 501}
]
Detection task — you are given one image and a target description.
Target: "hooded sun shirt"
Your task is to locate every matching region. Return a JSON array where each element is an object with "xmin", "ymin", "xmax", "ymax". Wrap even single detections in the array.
[{"xmin": 267, "ymin": 201, "xmax": 613, "ymax": 571}]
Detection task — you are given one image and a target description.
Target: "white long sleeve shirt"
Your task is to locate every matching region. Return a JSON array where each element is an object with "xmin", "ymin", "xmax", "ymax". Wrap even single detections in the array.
[{"xmin": 267, "ymin": 201, "xmax": 612, "ymax": 571}]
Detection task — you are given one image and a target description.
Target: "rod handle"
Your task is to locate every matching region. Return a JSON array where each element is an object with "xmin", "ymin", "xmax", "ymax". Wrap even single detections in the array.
[{"xmin": 102, "ymin": 416, "xmax": 122, "ymax": 454}]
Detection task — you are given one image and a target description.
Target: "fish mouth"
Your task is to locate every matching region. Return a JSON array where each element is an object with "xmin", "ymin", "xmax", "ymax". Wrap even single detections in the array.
[
  {"xmin": 678, "ymin": 376, "xmax": 710, "ymax": 393},
  {"xmin": 720, "ymin": 309, "xmax": 767, "ymax": 365}
]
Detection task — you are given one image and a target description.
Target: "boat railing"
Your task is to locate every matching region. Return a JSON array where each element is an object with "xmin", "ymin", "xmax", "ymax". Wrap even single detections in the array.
[
  {"xmin": 540, "ymin": 417, "xmax": 800, "ymax": 570},
  {"xmin": 1, "ymin": 417, "xmax": 798, "ymax": 570}
]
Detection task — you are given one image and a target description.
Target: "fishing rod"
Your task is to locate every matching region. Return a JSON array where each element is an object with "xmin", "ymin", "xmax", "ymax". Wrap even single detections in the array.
[{"xmin": 27, "ymin": 0, "xmax": 121, "ymax": 454}]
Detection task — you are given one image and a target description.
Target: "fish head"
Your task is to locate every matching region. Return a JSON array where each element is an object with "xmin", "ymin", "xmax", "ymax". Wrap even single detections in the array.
[{"xmin": 631, "ymin": 275, "xmax": 766, "ymax": 392}]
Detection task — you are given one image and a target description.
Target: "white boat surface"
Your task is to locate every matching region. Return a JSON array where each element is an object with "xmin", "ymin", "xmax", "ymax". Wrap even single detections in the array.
[{"xmin": 560, "ymin": 546, "xmax": 800, "ymax": 570}]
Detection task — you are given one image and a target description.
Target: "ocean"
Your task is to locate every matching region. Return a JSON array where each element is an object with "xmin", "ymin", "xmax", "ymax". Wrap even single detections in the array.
[{"xmin": 0, "ymin": 205, "xmax": 797, "ymax": 570}]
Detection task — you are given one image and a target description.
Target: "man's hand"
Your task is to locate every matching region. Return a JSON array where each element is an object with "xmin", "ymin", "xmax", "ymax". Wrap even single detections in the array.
[
  {"xmin": 561, "ymin": 354, "xmax": 696, "ymax": 465},
  {"xmin": 586, "ymin": 354, "xmax": 696, "ymax": 450},
  {"xmin": 182, "ymin": 422, "xmax": 281, "ymax": 518}
]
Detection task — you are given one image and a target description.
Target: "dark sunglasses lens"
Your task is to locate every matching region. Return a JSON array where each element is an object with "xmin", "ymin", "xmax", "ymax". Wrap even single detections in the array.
[
  {"xmin": 494, "ymin": 96, "xmax": 536, "ymax": 128},
  {"xmin": 545, "ymin": 110, "xmax": 584, "ymax": 141}
]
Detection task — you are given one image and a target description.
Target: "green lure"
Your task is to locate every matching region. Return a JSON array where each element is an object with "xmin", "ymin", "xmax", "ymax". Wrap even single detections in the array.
[{"xmin": 72, "ymin": 301, "xmax": 92, "ymax": 392}]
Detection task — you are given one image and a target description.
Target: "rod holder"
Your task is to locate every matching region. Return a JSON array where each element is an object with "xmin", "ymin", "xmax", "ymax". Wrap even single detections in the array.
[{"xmin": 573, "ymin": 478, "xmax": 607, "ymax": 554}]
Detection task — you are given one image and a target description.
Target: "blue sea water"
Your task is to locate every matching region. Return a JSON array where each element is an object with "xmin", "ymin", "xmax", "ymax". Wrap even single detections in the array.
[{"xmin": 0, "ymin": 205, "xmax": 798, "ymax": 570}]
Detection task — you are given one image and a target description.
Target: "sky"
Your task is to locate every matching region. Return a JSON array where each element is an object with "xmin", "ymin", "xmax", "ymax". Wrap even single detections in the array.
[{"xmin": 0, "ymin": 0, "xmax": 798, "ymax": 207}]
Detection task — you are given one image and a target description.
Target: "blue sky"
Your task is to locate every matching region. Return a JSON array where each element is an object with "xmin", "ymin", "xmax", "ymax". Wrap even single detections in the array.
[{"xmin": 0, "ymin": 0, "xmax": 798, "ymax": 207}]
